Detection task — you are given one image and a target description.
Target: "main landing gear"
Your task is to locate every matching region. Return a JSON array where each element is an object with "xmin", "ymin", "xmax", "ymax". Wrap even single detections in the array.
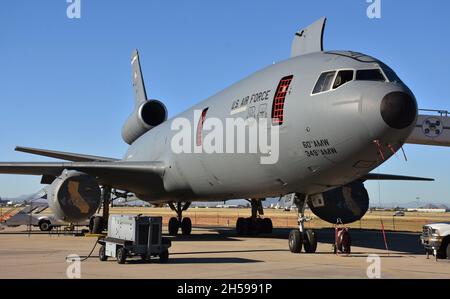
[
  {"xmin": 236, "ymin": 199, "xmax": 273, "ymax": 236},
  {"xmin": 288, "ymin": 194, "xmax": 318, "ymax": 254},
  {"xmin": 89, "ymin": 186, "xmax": 111, "ymax": 234},
  {"xmin": 168, "ymin": 202, "xmax": 192, "ymax": 236}
]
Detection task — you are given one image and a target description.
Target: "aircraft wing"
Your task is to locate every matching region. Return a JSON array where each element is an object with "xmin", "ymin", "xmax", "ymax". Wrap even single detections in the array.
[
  {"xmin": 362, "ymin": 173, "xmax": 434, "ymax": 181},
  {"xmin": 15, "ymin": 146, "xmax": 118, "ymax": 162},
  {"xmin": 0, "ymin": 161, "xmax": 166, "ymax": 196}
]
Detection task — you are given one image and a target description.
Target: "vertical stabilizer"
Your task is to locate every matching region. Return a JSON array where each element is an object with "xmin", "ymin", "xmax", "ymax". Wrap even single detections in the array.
[
  {"xmin": 131, "ymin": 49, "xmax": 148, "ymax": 107},
  {"xmin": 291, "ymin": 17, "xmax": 327, "ymax": 57}
]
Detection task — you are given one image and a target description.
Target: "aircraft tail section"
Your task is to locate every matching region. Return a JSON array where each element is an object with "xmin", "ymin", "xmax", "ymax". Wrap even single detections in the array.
[
  {"xmin": 406, "ymin": 112, "xmax": 450, "ymax": 147},
  {"xmin": 122, "ymin": 50, "xmax": 168, "ymax": 145},
  {"xmin": 291, "ymin": 17, "xmax": 327, "ymax": 57},
  {"xmin": 131, "ymin": 49, "xmax": 148, "ymax": 107}
]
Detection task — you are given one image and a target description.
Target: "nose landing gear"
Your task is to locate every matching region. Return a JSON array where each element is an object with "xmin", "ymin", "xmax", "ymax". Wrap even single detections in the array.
[
  {"xmin": 168, "ymin": 202, "xmax": 192, "ymax": 235},
  {"xmin": 288, "ymin": 194, "xmax": 318, "ymax": 254}
]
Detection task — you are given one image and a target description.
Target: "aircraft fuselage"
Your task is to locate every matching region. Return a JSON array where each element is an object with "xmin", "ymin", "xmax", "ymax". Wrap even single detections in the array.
[{"xmin": 124, "ymin": 51, "xmax": 417, "ymax": 202}]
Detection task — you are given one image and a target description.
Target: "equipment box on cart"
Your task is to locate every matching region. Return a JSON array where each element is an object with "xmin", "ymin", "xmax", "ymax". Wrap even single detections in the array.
[{"xmin": 97, "ymin": 215, "xmax": 171, "ymax": 264}]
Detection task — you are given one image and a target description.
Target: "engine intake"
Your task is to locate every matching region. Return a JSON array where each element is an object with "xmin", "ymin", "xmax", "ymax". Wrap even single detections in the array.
[
  {"xmin": 308, "ymin": 181, "xmax": 369, "ymax": 224},
  {"xmin": 122, "ymin": 100, "xmax": 167, "ymax": 144},
  {"xmin": 48, "ymin": 170, "xmax": 101, "ymax": 222}
]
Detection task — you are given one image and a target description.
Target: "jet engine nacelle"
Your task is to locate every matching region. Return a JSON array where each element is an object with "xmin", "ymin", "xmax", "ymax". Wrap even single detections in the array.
[
  {"xmin": 308, "ymin": 181, "xmax": 369, "ymax": 224},
  {"xmin": 48, "ymin": 170, "xmax": 101, "ymax": 222},
  {"xmin": 121, "ymin": 100, "xmax": 168, "ymax": 145}
]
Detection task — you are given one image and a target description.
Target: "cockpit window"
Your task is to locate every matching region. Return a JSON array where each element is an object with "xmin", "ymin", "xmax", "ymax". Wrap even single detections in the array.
[
  {"xmin": 355, "ymin": 69, "xmax": 386, "ymax": 81},
  {"xmin": 381, "ymin": 67, "xmax": 403, "ymax": 84},
  {"xmin": 333, "ymin": 70, "xmax": 354, "ymax": 89},
  {"xmin": 313, "ymin": 71, "xmax": 336, "ymax": 94}
]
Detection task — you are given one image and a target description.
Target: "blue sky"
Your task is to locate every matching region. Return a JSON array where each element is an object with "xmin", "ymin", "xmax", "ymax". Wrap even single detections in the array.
[{"xmin": 0, "ymin": 0, "xmax": 449, "ymax": 206}]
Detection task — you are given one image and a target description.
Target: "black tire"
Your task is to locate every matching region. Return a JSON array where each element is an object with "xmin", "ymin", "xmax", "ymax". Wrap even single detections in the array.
[
  {"xmin": 159, "ymin": 249, "xmax": 169, "ymax": 263},
  {"xmin": 91, "ymin": 216, "xmax": 104, "ymax": 234},
  {"xmin": 262, "ymin": 218, "xmax": 273, "ymax": 234},
  {"xmin": 339, "ymin": 230, "xmax": 351, "ymax": 254},
  {"xmin": 244, "ymin": 218, "xmax": 254, "ymax": 235},
  {"xmin": 236, "ymin": 218, "xmax": 245, "ymax": 235},
  {"xmin": 446, "ymin": 242, "xmax": 450, "ymax": 260},
  {"xmin": 168, "ymin": 217, "xmax": 179, "ymax": 236},
  {"xmin": 116, "ymin": 247, "xmax": 127, "ymax": 264},
  {"xmin": 303, "ymin": 229, "xmax": 317, "ymax": 253},
  {"xmin": 288, "ymin": 230, "xmax": 302, "ymax": 253},
  {"xmin": 439, "ymin": 238, "xmax": 450, "ymax": 260},
  {"xmin": 181, "ymin": 218, "xmax": 192, "ymax": 235},
  {"xmin": 99, "ymin": 245, "xmax": 107, "ymax": 261},
  {"xmin": 141, "ymin": 254, "xmax": 148, "ymax": 261},
  {"xmin": 39, "ymin": 220, "xmax": 52, "ymax": 232}
]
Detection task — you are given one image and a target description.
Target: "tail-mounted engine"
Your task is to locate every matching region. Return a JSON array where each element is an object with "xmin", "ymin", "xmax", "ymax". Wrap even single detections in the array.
[
  {"xmin": 308, "ymin": 181, "xmax": 369, "ymax": 224},
  {"xmin": 122, "ymin": 49, "xmax": 167, "ymax": 145},
  {"xmin": 121, "ymin": 99, "xmax": 167, "ymax": 144}
]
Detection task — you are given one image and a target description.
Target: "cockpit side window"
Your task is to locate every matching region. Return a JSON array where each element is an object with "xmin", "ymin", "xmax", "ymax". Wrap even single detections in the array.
[
  {"xmin": 355, "ymin": 69, "xmax": 386, "ymax": 81},
  {"xmin": 381, "ymin": 67, "xmax": 403, "ymax": 84},
  {"xmin": 333, "ymin": 70, "xmax": 354, "ymax": 89},
  {"xmin": 312, "ymin": 71, "xmax": 336, "ymax": 94}
]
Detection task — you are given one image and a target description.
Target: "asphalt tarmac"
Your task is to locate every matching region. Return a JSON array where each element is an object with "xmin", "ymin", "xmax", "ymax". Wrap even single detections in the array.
[{"xmin": 0, "ymin": 226, "xmax": 448, "ymax": 279}]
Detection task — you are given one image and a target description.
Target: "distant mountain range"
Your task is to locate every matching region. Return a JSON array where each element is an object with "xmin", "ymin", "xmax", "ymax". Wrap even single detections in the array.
[
  {"xmin": 2, "ymin": 191, "xmax": 447, "ymax": 211},
  {"xmin": 419, "ymin": 203, "xmax": 449, "ymax": 210},
  {"xmin": 1, "ymin": 189, "xmax": 47, "ymax": 203}
]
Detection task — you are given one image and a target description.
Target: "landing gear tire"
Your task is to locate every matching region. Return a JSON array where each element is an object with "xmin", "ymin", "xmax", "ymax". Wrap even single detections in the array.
[
  {"xmin": 159, "ymin": 249, "xmax": 169, "ymax": 263},
  {"xmin": 181, "ymin": 217, "xmax": 192, "ymax": 235},
  {"xmin": 90, "ymin": 216, "xmax": 105, "ymax": 234},
  {"xmin": 262, "ymin": 218, "xmax": 273, "ymax": 234},
  {"xmin": 236, "ymin": 217, "xmax": 272, "ymax": 235},
  {"xmin": 236, "ymin": 218, "xmax": 245, "ymax": 235},
  {"xmin": 116, "ymin": 247, "xmax": 127, "ymax": 264},
  {"xmin": 39, "ymin": 220, "xmax": 52, "ymax": 232},
  {"xmin": 99, "ymin": 245, "xmax": 107, "ymax": 261},
  {"xmin": 168, "ymin": 217, "xmax": 180, "ymax": 236},
  {"xmin": 245, "ymin": 218, "xmax": 255, "ymax": 235},
  {"xmin": 303, "ymin": 229, "xmax": 317, "ymax": 253},
  {"xmin": 289, "ymin": 230, "xmax": 303, "ymax": 253}
]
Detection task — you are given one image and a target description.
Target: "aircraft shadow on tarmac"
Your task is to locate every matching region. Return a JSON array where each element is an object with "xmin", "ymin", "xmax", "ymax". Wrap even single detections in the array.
[
  {"xmin": 173, "ymin": 226, "xmax": 424, "ymax": 255},
  {"xmin": 124, "ymin": 257, "xmax": 262, "ymax": 264}
]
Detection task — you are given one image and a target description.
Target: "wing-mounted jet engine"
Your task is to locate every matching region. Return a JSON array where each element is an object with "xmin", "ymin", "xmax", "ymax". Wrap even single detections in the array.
[
  {"xmin": 47, "ymin": 170, "xmax": 101, "ymax": 222},
  {"xmin": 122, "ymin": 50, "xmax": 167, "ymax": 145},
  {"xmin": 308, "ymin": 181, "xmax": 369, "ymax": 224}
]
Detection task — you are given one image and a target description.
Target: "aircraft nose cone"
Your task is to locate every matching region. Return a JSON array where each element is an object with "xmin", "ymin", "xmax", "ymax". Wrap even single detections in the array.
[{"xmin": 380, "ymin": 92, "xmax": 417, "ymax": 129}]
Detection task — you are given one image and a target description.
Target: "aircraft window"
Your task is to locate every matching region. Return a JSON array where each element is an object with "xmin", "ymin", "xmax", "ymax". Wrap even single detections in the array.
[
  {"xmin": 355, "ymin": 69, "xmax": 386, "ymax": 81},
  {"xmin": 312, "ymin": 71, "xmax": 336, "ymax": 94},
  {"xmin": 333, "ymin": 70, "xmax": 354, "ymax": 89},
  {"xmin": 381, "ymin": 67, "xmax": 403, "ymax": 84}
]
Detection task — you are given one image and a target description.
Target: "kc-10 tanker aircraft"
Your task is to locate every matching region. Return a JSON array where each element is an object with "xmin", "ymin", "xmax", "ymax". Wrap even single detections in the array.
[{"xmin": 0, "ymin": 18, "xmax": 435, "ymax": 253}]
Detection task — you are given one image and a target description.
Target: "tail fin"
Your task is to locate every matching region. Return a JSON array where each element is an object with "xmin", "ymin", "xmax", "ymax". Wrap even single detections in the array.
[
  {"xmin": 291, "ymin": 17, "xmax": 327, "ymax": 57},
  {"xmin": 131, "ymin": 49, "xmax": 148, "ymax": 107}
]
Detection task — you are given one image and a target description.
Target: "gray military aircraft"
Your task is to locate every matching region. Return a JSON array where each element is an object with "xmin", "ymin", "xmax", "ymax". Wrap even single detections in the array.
[{"xmin": 0, "ymin": 17, "xmax": 433, "ymax": 253}]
